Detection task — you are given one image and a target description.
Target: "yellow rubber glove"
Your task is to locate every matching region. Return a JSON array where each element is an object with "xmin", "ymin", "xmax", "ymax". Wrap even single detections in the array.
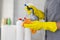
[
  {"xmin": 23, "ymin": 21, "xmax": 57, "ymax": 32},
  {"xmin": 24, "ymin": 4, "xmax": 45, "ymax": 19},
  {"xmin": 22, "ymin": 19, "xmax": 37, "ymax": 34}
]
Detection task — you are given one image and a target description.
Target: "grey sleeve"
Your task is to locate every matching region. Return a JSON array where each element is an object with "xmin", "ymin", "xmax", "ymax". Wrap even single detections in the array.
[
  {"xmin": 47, "ymin": 0, "xmax": 60, "ymax": 22},
  {"xmin": 53, "ymin": 2, "xmax": 60, "ymax": 22}
]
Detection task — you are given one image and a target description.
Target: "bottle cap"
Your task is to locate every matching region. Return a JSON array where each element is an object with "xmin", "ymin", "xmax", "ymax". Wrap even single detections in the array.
[
  {"xmin": 24, "ymin": 17, "xmax": 27, "ymax": 19},
  {"xmin": 18, "ymin": 18, "xmax": 22, "ymax": 20}
]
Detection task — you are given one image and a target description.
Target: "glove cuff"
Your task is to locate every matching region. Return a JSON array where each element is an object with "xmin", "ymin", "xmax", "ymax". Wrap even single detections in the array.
[{"xmin": 43, "ymin": 22, "xmax": 57, "ymax": 32}]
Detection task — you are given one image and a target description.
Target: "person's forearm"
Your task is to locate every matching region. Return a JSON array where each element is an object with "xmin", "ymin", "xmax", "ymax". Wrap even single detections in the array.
[{"xmin": 56, "ymin": 22, "xmax": 60, "ymax": 29}]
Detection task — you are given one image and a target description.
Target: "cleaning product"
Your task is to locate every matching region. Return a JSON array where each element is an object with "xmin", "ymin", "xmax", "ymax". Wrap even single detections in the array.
[
  {"xmin": 16, "ymin": 18, "xmax": 24, "ymax": 40},
  {"xmin": 1, "ymin": 18, "xmax": 7, "ymax": 25},
  {"xmin": 24, "ymin": 4, "xmax": 38, "ymax": 34},
  {"xmin": 24, "ymin": 3, "xmax": 45, "ymax": 19},
  {"xmin": 6, "ymin": 18, "xmax": 11, "ymax": 25},
  {"xmin": 25, "ymin": 28, "xmax": 32, "ymax": 40},
  {"xmin": 23, "ymin": 17, "xmax": 32, "ymax": 40},
  {"xmin": 24, "ymin": 20, "xmax": 32, "ymax": 40}
]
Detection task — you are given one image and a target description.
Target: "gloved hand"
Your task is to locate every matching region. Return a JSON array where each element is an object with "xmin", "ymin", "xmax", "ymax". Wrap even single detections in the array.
[
  {"xmin": 22, "ymin": 19, "xmax": 37, "ymax": 34},
  {"xmin": 24, "ymin": 4, "xmax": 45, "ymax": 19},
  {"xmin": 23, "ymin": 20, "xmax": 57, "ymax": 32}
]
